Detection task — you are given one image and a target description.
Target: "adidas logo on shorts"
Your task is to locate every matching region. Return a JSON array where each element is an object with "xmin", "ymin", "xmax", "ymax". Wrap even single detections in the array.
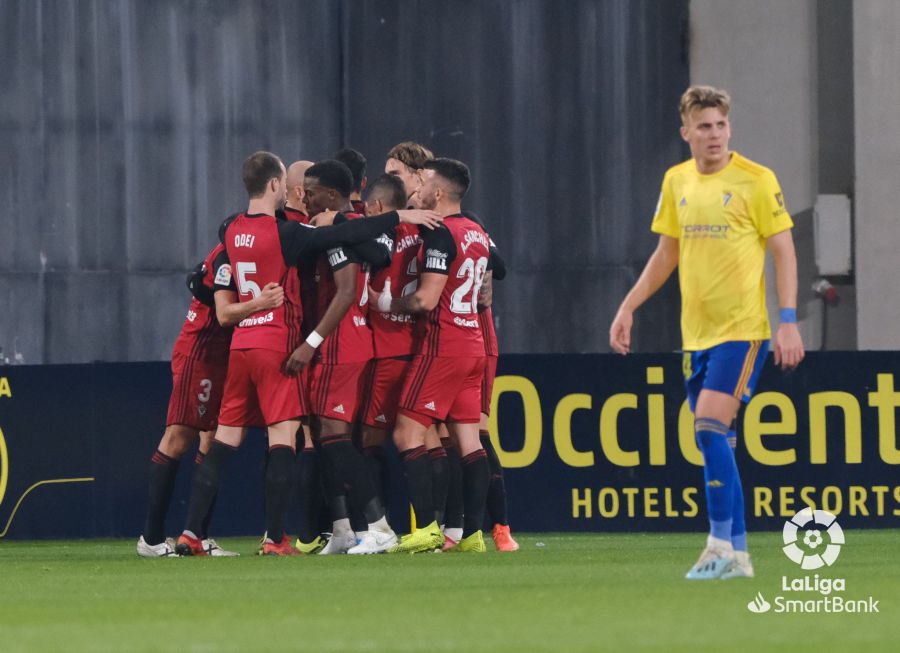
[
  {"xmin": 424, "ymin": 401, "xmax": 436, "ymax": 411},
  {"xmin": 375, "ymin": 414, "xmax": 387, "ymax": 423},
  {"xmin": 333, "ymin": 404, "xmax": 346, "ymax": 414}
]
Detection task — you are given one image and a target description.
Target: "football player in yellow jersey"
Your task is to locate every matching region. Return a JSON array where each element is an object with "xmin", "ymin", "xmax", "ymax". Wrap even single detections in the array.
[{"xmin": 610, "ymin": 86, "xmax": 804, "ymax": 580}]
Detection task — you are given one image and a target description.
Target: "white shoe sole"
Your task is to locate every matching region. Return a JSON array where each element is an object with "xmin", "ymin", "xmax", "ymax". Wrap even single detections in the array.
[{"xmin": 348, "ymin": 535, "xmax": 398, "ymax": 555}]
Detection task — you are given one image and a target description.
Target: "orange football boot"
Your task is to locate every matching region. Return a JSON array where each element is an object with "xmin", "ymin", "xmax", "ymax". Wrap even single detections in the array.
[{"xmin": 491, "ymin": 524, "xmax": 520, "ymax": 552}]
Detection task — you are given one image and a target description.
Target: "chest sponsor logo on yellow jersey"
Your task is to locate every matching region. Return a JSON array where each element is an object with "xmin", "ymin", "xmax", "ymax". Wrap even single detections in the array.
[{"xmin": 682, "ymin": 224, "xmax": 731, "ymax": 240}]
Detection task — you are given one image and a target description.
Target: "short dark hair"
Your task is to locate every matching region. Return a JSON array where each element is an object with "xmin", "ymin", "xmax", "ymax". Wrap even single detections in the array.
[
  {"xmin": 333, "ymin": 148, "xmax": 367, "ymax": 193},
  {"xmin": 305, "ymin": 159, "xmax": 354, "ymax": 198},
  {"xmin": 424, "ymin": 158, "xmax": 470, "ymax": 199},
  {"xmin": 242, "ymin": 151, "xmax": 284, "ymax": 197},
  {"xmin": 362, "ymin": 174, "xmax": 407, "ymax": 211},
  {"xmin": 386, "ymin": 141, "xmax": 434, "ymax": 170}
]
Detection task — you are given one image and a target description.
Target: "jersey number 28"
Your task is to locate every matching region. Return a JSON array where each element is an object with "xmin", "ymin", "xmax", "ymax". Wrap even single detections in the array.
[{"xmin": 450, "ymin": 256, "xmax": 488, "ymax": 314}]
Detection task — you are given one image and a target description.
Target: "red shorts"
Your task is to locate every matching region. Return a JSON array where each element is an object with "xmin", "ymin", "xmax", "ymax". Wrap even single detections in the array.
[
  {"xmin": 166, "ymin": 352, "xmax": 227, "ymax": 431},
  {"xmin": 398, "ymin": 355, "xmax": 486, "ymax": 427},
  {"xmin": 308, "ymin": 360, "xmax": 370, "ymax": 423},
  {"xmin": 481, "ymin": 355, "xmax": 498, "ymax": 416},
  {"xmin": 217, "ymin": 349, "xmax": 307, "ymax": 427},
  {"xmin": 362, "ymin": 357, "xmax": 413, "ymax": 430}
]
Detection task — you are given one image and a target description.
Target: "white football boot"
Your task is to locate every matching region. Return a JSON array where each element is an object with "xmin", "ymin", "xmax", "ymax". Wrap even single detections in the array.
[
  {"xmin": 318, "ymin": 528, "xmax": 357, "ymax": 555},
  {"xmin": 720, "ymin": 550, "xmax": 754, "ymax": 579},
  {"xmin": 348, "ymin": 528, "xmax": 398, "ymax": 554},
  {"xmin": 685, "ymin": 535, "xmax": 735, "ymax": 580},
  {"xmin": 203, "ymin": 538, "xmax": 240, "ymax": 557},
  {"xmin": 137, "ymin": 536, "xmax": 179, "ymax": 558}
]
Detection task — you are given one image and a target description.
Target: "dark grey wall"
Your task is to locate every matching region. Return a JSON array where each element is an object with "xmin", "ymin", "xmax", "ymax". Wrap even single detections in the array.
[{"xmin": 1, "ymin": 0, "xmax": 688, "ymax": 363}]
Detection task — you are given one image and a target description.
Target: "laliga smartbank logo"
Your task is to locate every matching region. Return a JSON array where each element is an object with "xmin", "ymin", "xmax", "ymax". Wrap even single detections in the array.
[
  {"xmin": 746, "ymin": 508, "xmax": 879, "ymax": 614},
  {"xmin": 782, "ymin": 507, "xmax": 843, "ymax": 569}
]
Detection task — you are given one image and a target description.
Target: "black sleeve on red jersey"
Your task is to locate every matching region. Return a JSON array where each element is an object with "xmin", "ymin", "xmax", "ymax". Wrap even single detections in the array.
[
  {"xmin": 460, "ymin": 209, "xmax": 485, "ymax": 229},
  {"xmin": 278, "ymin": 211, "xmax": 401, "ymax": 266},
  {"xmin": 420, "ymin": 224, "xmax": 456, "ymax": 275},
  {"xmin": 211, "ymin": 248, "xmax": 236, "ymax": 293},
  {"xmin": 487, "ymin": 245, "xmax": 506, "ymax": 280},
  {"xmin": 348, "ymin": 229, "xmax": 393, "ymax": 269},
  {"xmin": 324, "ymin": 213, "xmax": 354, "ymax": 272},
  {"xmin": 217, "ymin": 212, "xmax": 242, "ymax": 244},
  {"xmin": 185, "ymin": 261, "xmax": 215, "ymax": 307},
  {"xmin": 461, "ymin": 209, "xmax": 506, "ymax": 280}
]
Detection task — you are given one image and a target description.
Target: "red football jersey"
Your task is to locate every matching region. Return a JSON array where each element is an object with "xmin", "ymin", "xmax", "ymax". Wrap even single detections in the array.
[
  {"xmin": 171, "ymin": 243, "xmax": 233, "ymax": 362},
  {"xmin": 420, "ymin": 215, "xmax": 490, "ymax": 357},
  {"xmin": 478, "ymin": 306, "xmax": 498, "ymax": 357},
  {"xmin": 222, "ymin": 213, "xmax": 303, "ymax": 353},
  {"xmin": 282, "ymin": 206, "xmax": 317, "ymax": 338},
  {"xmin": 282, "ymin": 206, "xmax": 310, "ymax": 225},
  {"xmin": 370, "ymin": 222, "xmax": 422, "ymax": 358},
  {"xmin": 313, "ymin": 212, "xmax": 374, "ymax": 364}
]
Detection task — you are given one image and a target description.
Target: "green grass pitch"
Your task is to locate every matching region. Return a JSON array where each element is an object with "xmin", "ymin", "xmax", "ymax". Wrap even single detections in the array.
[{"xmin": 1, "ymin": 531, "xmax": 898, "ymax": 653}]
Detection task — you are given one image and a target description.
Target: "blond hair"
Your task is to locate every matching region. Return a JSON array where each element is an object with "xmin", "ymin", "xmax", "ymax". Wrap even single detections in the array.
[
  {"xmin": 679, "ymin": 85, "xmax": 731, "ymax": 123},
  {"xmin": 386, "ymin": 141, "xmax": 434, "ymax": 170}
]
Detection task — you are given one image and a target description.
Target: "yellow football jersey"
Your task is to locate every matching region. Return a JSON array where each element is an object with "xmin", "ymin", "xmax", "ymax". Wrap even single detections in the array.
[{"xmin": 650, "ymin": 152, "xmax": 793, "ymax": 351}]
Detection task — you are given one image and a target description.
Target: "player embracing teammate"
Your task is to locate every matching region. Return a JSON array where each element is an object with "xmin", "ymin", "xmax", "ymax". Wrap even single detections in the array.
[
  {"xmin": 173, "ymin": 151, "xmax": 440, "ymax": 556},
  {"xmin": 370, "ymin": 158, "xmax": 495, "ymax": 552}
]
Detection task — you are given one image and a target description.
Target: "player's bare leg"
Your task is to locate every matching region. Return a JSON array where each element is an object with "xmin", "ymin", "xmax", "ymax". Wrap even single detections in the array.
[
  {"xmin": 446, "ymin": 421, "xmax": 490, "ymax": 553},
  {"xmin": 479, "ymin": 413, "xmax": 518, "ymax": 551}
]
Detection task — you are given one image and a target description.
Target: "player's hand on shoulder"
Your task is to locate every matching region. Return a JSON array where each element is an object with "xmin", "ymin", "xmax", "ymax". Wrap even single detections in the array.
[
  {"xmin": 398, "ymin": 209, "xmax": 442, "ymax": 230},
  {"xmin": 774, "ymin": 323, "xmax": 804, "ymax": 371},
  {"xmin": 284, "ymin": 342, "xmax": 315, "ymax": 375},
  {"xmin": 311, "ymin": 210, "xmax": 338, "ymax": 226},
  {"xmin": 609, "ymin": 309, "xmax": 633, "ymax": 355},
  {"xmin": 258, "ymin": 282, "xmax": 284, "ymax": 310}
]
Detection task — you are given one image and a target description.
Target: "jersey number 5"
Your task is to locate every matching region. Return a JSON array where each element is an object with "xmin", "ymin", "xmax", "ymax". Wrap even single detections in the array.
[
  {"xmin": 236, "ymin": 261, "xmax": 261, "ymax": 299},
  {"xmin": 450, "ymin": 256, "xmax": 488, "ymax": 314}
]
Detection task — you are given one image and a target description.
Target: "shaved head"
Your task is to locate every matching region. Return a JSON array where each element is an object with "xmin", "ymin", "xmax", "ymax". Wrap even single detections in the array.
[
  {"xmin": 285, "ymin": 160, "xmax": 314, "ymax": 211},
  {"xmin": 287, "ymin": 160, "xmax": 314, "ymax": 188}
]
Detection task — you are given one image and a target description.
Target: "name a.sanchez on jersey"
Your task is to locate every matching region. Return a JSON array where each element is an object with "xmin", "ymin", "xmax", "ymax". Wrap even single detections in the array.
[{"xmin": 460, "ymin": 229, "xmax": 490, "ymax": 254}]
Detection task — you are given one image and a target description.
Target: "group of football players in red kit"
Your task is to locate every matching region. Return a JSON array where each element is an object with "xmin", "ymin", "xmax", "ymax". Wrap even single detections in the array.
[{"xmin": 137, "ymin": 142, "xmax": 519, "ymax": 557}]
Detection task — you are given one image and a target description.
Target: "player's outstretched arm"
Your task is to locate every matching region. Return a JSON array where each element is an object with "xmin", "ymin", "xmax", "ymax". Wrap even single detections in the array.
[
  {"xmin": 609, "ymin": 235, "xmax": 678, "ymax": 354},
  {"xmin": 214, "ymin": 283, "xmax": 284, "ymax": 327},
  {"xmin": 767, "ymin": 229, "xmax": 805, "ymax": 370},
  {"xmin": 284, "ymin": 210, "xmax": 441, "ymax": 264}
]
